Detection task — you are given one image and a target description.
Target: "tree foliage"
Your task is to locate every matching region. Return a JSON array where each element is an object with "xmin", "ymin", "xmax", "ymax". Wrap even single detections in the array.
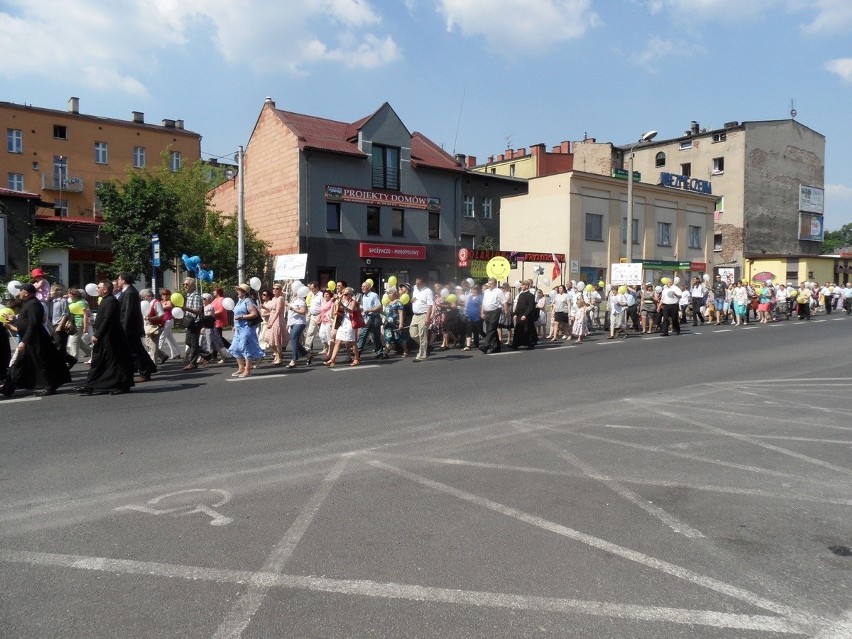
[
  {"xmin": 822, "ymin": 223, "xmax": 852, "ymax": 254},
  {"xmin": 97, "ymin": 155, "xmax": 268, "ymax": 283}
]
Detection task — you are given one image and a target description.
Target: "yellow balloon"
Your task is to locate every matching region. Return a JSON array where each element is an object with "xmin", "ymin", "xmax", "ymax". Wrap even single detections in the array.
[
  {"xmin": 388, "ymin": 275, "xmax": 398, "ymax": 286},
  {"xmin": 598, "ymin": 281, "xmax": 605, "ymax": 288},
  {"xmin": 366, "ymin": 278, "xmax": 374, "ymax": 288},
  {"xmin": 382, "ymin": 294, "xmax": 390, "ymax": 306},
  {"xmin": 68, "ymin": 301, "xmax": 85, "ymax": 315},
  {"xmin": 618, "ymin": 285, "xmax": 628, "ymax": 294},
  {"xmin": 584, "ymin": 284, "xmax": 593, "ymax": 292},
  {"xmin": 660, "ymin": 277, "xmax": 671, "ymax": 286},
  {"xmin": 0, "ymin": 307, "xmax": 14, "ymax": 322},
  {"xmin": 400, "ymin": 293, "xmax": 410, "ymax": 305},
  {"xmin": 485, "ymin": 256, "xmax": 511, "ymax": 280},
  {"xmin": 170, "ymin": 292, "xmax": 185, "ymax": 307},
  {"xmin": 327, "ymin": 280, "xmax": 336, "ymax": 292},
  {"xmin": 306, "ymin": 292, "xmax": 313, "ymax": 306},
  {"xmin": 445, "ymin": 293, "xmax": 458, "ymax": 305}
]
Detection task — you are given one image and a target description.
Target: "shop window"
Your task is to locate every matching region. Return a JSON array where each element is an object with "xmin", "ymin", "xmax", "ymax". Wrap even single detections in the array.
[
  {"xmin": 326, "ymin": 203, "xmax": 341, "ymax": 232},
  {"xmin": 585, "ymin": 213, "xmax": 603, "ymax": 241}
]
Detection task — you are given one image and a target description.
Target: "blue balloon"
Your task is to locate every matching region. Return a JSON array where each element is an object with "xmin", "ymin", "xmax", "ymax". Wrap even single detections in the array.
[
  {"xmin": 198, "ymin": 268, "xmax": 214, "ymax": 283},
  {"xmin": 181, "ymin": 253, "xmax": 202, "ymax": 275}
]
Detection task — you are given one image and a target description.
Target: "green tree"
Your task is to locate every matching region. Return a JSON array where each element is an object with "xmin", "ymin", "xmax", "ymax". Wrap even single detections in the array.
[
  {"xmin": 822, "ymin": 223, "xmax": 852, "ymax": 254},
  {"xmin": 193, "ymin": 210, "xmax": 268, "ymax": 287}
]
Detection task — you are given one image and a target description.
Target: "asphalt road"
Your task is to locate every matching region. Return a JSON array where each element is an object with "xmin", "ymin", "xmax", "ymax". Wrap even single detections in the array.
[{"xmin": 1, "ymin": 315, "xmax": 851, "ymax": 638}]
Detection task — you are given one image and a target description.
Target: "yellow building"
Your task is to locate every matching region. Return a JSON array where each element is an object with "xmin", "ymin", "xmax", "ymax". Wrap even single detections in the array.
[
  {"xmin": 2, "ymin": 97, "xmax": 200, "ymax": 218},
  {"xmin": 744, "ymin": 255, "xmax": 839, "ymax": 286},
  {"xmin": 500, "ymin": 170, "xmax": 715, "ymax": 287}
]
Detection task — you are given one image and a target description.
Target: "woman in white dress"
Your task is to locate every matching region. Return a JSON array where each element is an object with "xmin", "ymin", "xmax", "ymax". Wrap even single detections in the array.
[{"xmin": 324, "ymin": 287, "xmax": 360, "ymax": 367}]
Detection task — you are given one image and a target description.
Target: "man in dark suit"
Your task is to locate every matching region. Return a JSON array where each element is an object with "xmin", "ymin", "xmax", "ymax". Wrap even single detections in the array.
[
  {"xmin": 117, "ymin": 272, "xmax": 157, "ymax": 382},
  {"xmin": 78, "ymin": 280, "xmax": 135, "ymax": 395},
  {"xmin": 511, "ymin": 279, "xmax": 537, "ymax": 350}
]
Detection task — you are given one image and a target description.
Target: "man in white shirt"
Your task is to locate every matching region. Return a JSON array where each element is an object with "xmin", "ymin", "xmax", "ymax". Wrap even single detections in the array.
[
  {"xmin": 659, "ymin": 278, "xmax": 682, "ymax": 336},
  {"xmin": 303, "ymin": 281, "xmax": 323, "ymax": 363},
  {"xmin": 479, "ymin": 278, "xmax": 505, "ymax": 354},
  {"xmin": 410, "ymin": 276, "xmax": 434, "ymax": 361},
  {"xmin": 356, "ymin": 280, "xmax": 383, "ymax": 358},
  {"xmin": 843, "ymin": 282, "xmax": 852, "ymax": 315}
]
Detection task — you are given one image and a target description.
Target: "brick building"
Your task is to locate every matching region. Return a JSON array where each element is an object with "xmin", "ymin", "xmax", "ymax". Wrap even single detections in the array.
[{"xmin": 210, "ymin": 99, "xmax": 526, "ymax": 287}]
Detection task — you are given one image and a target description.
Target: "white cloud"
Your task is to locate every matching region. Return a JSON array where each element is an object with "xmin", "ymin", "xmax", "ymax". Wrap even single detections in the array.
[
  {"xmin": 800, "ymin": 0, "xmax": 852, "ymax": 35},
  {"xmin": 825, "ymin": 58, "xmax": 852, "ymax": 83},
  {"xmin": 641, "ymin": 0, "xmax": 779, "ymax": 22},
  {"xmin": 0, "ymin": 0, "xmax": 400, "ymax": 95},
  {"xmin": 630, "ymin": 36, "xmax": 704, "ymax": 72},
  {"xmin": 436, "ymin": 0, "xmax": 600, "ymax": 54}
]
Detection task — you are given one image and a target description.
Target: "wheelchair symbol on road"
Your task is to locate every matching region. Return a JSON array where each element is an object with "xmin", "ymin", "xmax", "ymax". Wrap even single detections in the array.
[{"xmin": 115, "ymin": 489, "xmax": 233, "ymax": 526}]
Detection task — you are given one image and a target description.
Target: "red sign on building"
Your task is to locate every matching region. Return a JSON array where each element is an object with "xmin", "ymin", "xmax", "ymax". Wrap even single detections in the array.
[{"xmin": 359, "ymin": 242, "xmax": 426, "ymax": 260}]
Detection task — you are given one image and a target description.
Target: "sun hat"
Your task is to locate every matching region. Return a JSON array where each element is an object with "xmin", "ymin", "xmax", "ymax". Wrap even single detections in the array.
[
  {"xmin": 31, "ymin": 268, "xmax": 44, "ymax": 278},
  {"xmin": 237, "ymin": 283, "xmax": 252, "ymax": 294}
]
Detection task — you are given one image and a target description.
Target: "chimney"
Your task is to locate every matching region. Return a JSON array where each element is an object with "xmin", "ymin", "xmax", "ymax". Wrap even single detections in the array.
[
  {"xmin": 465, "ymin": 156, "xmax": 477, "ymax": 168},
  {"xmin": 175, "ymin": 119, "xmax": 184, "ymax": 130},
  {"xmin": 265, "ymin": 96, "xmax": 275, "ymax": 107},
  {"xmin": 68, "ymin": 97, "xmax": 79, "ymax": 114},
  {"xmin": 162, "ymin": 119, "xmax": 176, "ymax": 128},
  {"xmin": 497, "ymin": 154, "xmax": 505, "ymax": 162},
  {"xmin": 531, "ymin": 143, "xmax": 545, "ymax": 156},
  {"xmin": 559, "ymin": 141, "xmax": 571, "ymax": 154},
  {"xmin": 691, "ymin": 120, "xmax": 700, "ymax": 135},
  {"xmin": 132, "ymin": 111, "xmax": 144, "ymax": 124},
  {"xmin": 454, "ymin": 153, "xmax": 466, "ymax": 165},
  {"xmin": 517, "ymin": 147, "xmax": 526, "ymax": 157}
]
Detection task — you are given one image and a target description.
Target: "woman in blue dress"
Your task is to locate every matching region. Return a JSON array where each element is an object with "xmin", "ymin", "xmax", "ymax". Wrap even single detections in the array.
[
  {"xmin": 229, "ymin": 284, "xmax": 265, "ymax": 377},
  {"xmin": 380, "ymin": 287, "xmax": 404, "ymax": 359}
]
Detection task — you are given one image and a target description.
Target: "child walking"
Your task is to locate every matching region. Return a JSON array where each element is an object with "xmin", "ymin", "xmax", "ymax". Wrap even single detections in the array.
[{"xmin": 572, "ymin": 297, "xmax": 589, "ymax": 343}]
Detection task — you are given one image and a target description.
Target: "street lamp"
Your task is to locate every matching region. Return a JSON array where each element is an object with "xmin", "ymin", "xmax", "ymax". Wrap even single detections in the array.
[{"xmin": 625, "ymin": 130, "xmax": 657, "ymax": 264}]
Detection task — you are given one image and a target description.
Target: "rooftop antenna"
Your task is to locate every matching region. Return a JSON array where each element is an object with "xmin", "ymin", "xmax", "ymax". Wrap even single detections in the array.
[
  {"xmin": 790, "ymin": 99, "xmax": 797, "ymax": 119},
  {"xmin": 451, "ymin": 85, "xmax": 466, "ymax": 156},
  {"xmin": 505, "ymin": 134, "xmax": 513, "ymax": 150}
]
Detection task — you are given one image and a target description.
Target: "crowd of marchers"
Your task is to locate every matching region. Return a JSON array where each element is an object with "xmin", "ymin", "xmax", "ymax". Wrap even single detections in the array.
[{"xmin": 2, "ymin": 269, "xmax": 850, "ymax": 397}]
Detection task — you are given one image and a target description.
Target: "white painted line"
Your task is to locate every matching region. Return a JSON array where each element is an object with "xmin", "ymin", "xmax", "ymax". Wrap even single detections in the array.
[
  {"xmin": 833, "ymin": 317, "xmax": 846, "ymax": 321},
  {"xmin": 212, "ymin": 455, "xmax": 350, "ymax": 639},
  {"xmin": 811, "ymin": 609, "xmax": 852, "ymax": 638},
  {"xmin": 655, "ymin": 409, "xmax": 852, "ymax": 477},
  {"xmin": 0, "ymin": 548, "xmax": 811, "ymax": 634},
  {"xmin": 330, "ymin": 364, "xmax": 380, "ymax": 371},
  {"xmin": 226, "ymin": 373, "xmax": 290, "ymax": 382},
  {"xmin": 716, "ymin": 329, "xmax": 732, "ymax": 332},
  {"xmin": 367, "ymin": 459, "xmax": 819, "ymax": 632},
  {"xmin": 0, "ymin": 396, "xmax": 41, "ymax": 404}
]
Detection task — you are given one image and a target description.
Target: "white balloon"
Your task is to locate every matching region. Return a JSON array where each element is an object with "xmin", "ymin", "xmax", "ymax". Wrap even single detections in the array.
[
  {"xmin": 514, "ymin": 281, "xmax": 521, "ymax": 288},
  {"xmin": 171, "ymin": 307, "xmax": 185, "ymax": 319},
  {"xmin": 290, "ymin": 280, "xmax": 303, "ymax": 294},
  {"xmin": 702, "ymin": 273, "xmax": 710, "ymax": 281},
  {"xmin": 298, "ymin": 286, "xmax": 310, "ymax": 298},
  {"xmin": 441, "ymin": 287, "xmax": 449, "ymax": 297},
  {"xmin": 543, "ymin": 278, "xmax": 551, "ymax": 286},
  {"xmin": 85, "ymin": 282, "xmax": 99, "ymax": 297},
  {"xmin": 766, "ymin": 279, "xmax": 772, "ymax": 286},
  {"xmin": 466, "ymin": 277, "xmax": 475, "ymax": 286},
  {"xmin": 249, "ymin": 277, "xmax": 262, "ymax": 291},
  {"xmin": 673, "ymin": 277, "xmax": 681, "ymax": 285},
  {"xmin": 222, "ymin": 297, "xmax": 235, "ymax": 311},
  {"xmin": 140, "ymin": 300, "xmax": 152, "ymax": 316},
  {"xmin": 655, "ymin": 285, "xmax": 663, "ymax": 293},
  {"xmin": 576, "ymin": 280, "xmax": 585, "ymax": 290},
  {"xmin": 6, "ymin": 280, "xmax": 21, "ymax": 296}
]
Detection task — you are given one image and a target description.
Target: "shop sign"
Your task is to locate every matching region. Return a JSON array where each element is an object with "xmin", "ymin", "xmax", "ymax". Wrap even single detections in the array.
[
  {"xmin": 326, "ymin": 185, "xmax": 440, "ymax": 211},
  {"xmin": 659, "ymin": 172, "xmax": 712, "ymax": 195},
  {"xmin": 641, "ymin": 259, "xmax": 692, "ymax": 270},
  {"xmin": 359, "ymin": 242, "xmax": 426, "ymax": 260}
]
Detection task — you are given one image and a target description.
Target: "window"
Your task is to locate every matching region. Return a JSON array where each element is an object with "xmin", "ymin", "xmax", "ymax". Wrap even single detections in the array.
[
  {"xmin": 133, "ymin": 146, "xmax": 146, "ymax": 168},
  {"xmin": 713, "ymin": 233, "xmax": 723, "ymax": 252},
  {"xmin": 680, "ymin": 163, "xmax": 691, "ymax": 177},
  {"xmin": 464, "ymin": 195, "xmax": 474, "ymax": 218},
  {"xmin": 655, "ymin": 152, "xmax": 666, "ymax": 168},
  {"xmin": 7, "ymin": 129, "xmax": 22, "ymax": 153},
  {"xmin": 371, "ymin": 144, "xmax": 400, "ymax": 190},
  {"xmin": 509, "ymin": 164, "xmax": 516, "ymax": 177},
  {"xmin": 679, "ymin": 140, "xmax": 692, "ymax": 150},
  {"xmin": 621, "ymin": 217, "xmax": 639, "ymax": 245},
  {"xmin": 688, "ymin": 225, "xmax": 702, "ymax": 249},
  {"xmin": 392, "ymin": 208, "xmax": 405, "ymax": 237},
  {"xmin": 366, "ymin": 206, "xmax": 381, "ymax": 236},
  {"xmin": 53, "ymin": 125, "xmax": 67, "ymax": 140},
  {"xmin": 482, "ymin": 196, "xmax": 493, "ymax": 220},
  {"xmin": 326, "ymin": 203, "xmax": 341, "ymax": 232},
  {"xmin": 428, "ymin": 211, "xmax": 440, "ymax": 239},
  {"xmin": 53, "ymin": 156, "xmax": 67, "ymax": 188},
  {"xmin": 585, "ymin": 213, "xmax": 603, "ymax": 241},
  {"xmin": 54, "ymin": 199, "xmax": 68, "ymax": 217},
  {"xmin": 712, "ymin": 157, "xmax": 724, "ymax": 175},
  {"xmin": 7, "ymin": 173, "xmax": 24, "ymax": 191},
  {"xmin": 712, "ymin": 132, "xmax": 726, "ymax": 143},
  {"xmin": 490, "ymin": 168, "xmax": 496, "ymax": 174},
  {"xmin": 94, "ymin": 141, "xmax": 108, "ymax": 164},
  {"xmin": 170, "ymin": 151, "xmax": 182, "ymax": 172},
  {"xmin": 657, "ymin": 222, "xmax": 672, "ymax": 247}
]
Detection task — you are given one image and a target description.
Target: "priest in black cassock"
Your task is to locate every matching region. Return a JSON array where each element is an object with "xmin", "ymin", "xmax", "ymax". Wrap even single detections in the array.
[
  {"xmin": 511, "ymin": 279, "xmax": 538, "ymax": 350},
  {"xmin": 78, "ymin": 280, "xmax": 135, "ymax": 395},
  {"xmin": 0, "ymin": 283, "xmax": 71, "ymax": 397},
  {"xmin": 117, "ymin": 272, "xmax": 157, "ymax": 382}
]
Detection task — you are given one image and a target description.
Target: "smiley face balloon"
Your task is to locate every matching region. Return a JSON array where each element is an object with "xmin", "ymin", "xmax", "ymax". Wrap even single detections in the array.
[{"xmin": 485, "ymin": 256, "xmax": 511, "ymax": 281}]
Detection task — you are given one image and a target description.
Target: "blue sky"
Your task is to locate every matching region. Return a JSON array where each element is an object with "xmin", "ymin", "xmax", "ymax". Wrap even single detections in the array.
[{"xmin": 3, "ymin": 0, "xmax": 851, "ymax": 229}]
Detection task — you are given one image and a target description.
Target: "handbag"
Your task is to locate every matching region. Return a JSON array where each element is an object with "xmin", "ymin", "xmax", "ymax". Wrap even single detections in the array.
[
  {"xmin": 57, "ymin": 315, "xmax": 77, "ymax": 336},
  {"xmin": 350, "ymin": 307, "xmax": 366, "ymax": 329}
]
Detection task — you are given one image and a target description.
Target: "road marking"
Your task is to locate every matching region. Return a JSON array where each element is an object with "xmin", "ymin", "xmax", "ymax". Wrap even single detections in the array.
[
  {"xmin": 226, "ymin": 373, "xmax": 289, "ymax": 382},
  {"xmin": 115, "ymin": 489, "xmax": 233, "ymax": 526},
  {"xmin": 716, "ymin": 329, "xmax": 732, "ymax": 332},
  {"xmin": 211, "ymin": 455, "xmax": 350, "ymax": 639},
  {"xmin": 526, "ymin": 433, "xmax": 705, "ymax": 538},
  {"xmin": 366, "ymin": 459, "xmax": 820, "ymax": 632},
  {"xmin": 0, "ymin": 396, "xmax": 41, "ymax": 404},
  {"xmin": 0, "ymin": 548, "xmax": 815, "ymax": 635},
  {"xmin": 331, "ymin": 364, "xmax": 380, "ymax": 371},
  {"xmin": 655, "ymin": 409, "xmax": 852, "ymax": 477}
]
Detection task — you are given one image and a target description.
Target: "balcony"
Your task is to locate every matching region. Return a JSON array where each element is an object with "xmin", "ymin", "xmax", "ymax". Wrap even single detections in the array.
[{"xmin": 41, "ymin": 174, "xmax": 84, "ymax": 192}]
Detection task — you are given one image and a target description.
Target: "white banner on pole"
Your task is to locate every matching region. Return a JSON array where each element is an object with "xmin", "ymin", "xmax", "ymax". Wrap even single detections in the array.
[
  {"xmin": 610, "ymin": 262, "xmax": 643, "ymax": 286},
  {"xmin": 273, "ymin": 253, "xmax": 308, "ymax": 280}
]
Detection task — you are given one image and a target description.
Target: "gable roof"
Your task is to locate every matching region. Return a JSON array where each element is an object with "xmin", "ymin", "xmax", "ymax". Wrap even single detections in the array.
[{"xmin": 270, "ymin": 104, "xmax": 463, "ymax": 172}]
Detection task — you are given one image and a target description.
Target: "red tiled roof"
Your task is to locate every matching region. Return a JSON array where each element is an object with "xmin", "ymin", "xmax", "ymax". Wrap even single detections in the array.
[{"xmin": 272, "ymin": 106, "xmax": 463, "ymax": 172}]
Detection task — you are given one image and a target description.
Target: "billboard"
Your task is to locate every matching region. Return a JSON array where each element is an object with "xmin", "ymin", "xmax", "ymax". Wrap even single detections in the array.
[
  {"xmin": 799, "ymin": 185, "xmax": 824, "ymax": 214},
  {"xmin": 799, "ymin": 212, "xmax": 824, "ymax": 242}
]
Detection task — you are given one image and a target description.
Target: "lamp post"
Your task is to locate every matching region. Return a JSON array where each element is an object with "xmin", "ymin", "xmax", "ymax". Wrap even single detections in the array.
[
  {"xmin": 57, "ymin": 156, "xmax": 65, "ymax": 217},
  {"xmin": 236, "ymin": 146, "xmax": 245, "ymax": 284},
  {"xmin": 625, "ymin": 130, "xmax": 658, "ymax": 264}
]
